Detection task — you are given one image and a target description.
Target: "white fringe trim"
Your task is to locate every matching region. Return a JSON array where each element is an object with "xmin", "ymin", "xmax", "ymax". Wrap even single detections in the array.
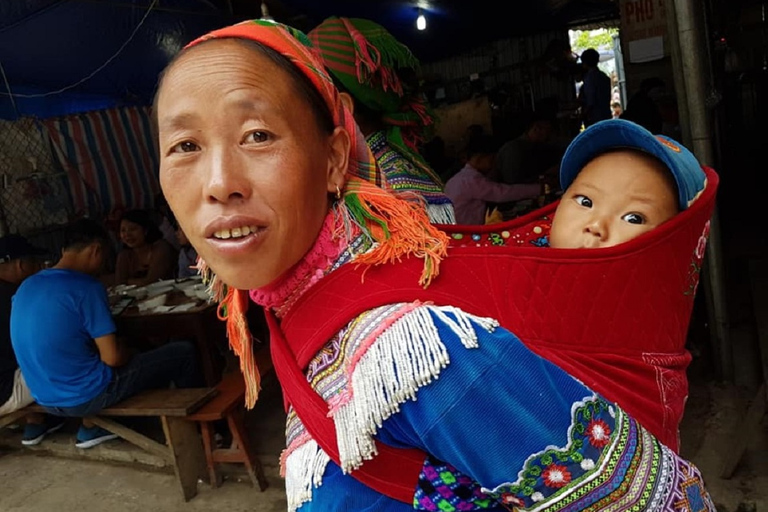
[
  {"xmin": 284, "ymin": 439, "xmax": 331, "ymax": 512},
  {"xmin": 333, "ymin": 305, "xmax": 498, "ymax": 473},
  {"xmin": 427, "ymin": 203, "xmax": 456, "ymax": 224}
]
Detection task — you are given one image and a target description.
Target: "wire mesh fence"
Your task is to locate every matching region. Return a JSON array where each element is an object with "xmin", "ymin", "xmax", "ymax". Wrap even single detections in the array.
[{"xmin": 0, "ymin": 117, "xmax": 71, "ymax": 236}]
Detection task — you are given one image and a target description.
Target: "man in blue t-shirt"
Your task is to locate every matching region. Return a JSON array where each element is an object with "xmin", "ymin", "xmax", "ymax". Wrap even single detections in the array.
[{"xmin": 11, "ymin": 218, "xmax": 201, "ymax": 449}]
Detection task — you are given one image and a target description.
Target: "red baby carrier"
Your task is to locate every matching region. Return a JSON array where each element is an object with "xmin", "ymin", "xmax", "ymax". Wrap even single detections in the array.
[{"xmin": 268, "ymin": 166, "xmax": 719, "ymax": 503}]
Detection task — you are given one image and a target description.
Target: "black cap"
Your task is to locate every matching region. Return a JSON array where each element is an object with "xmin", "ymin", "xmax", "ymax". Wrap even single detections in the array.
[{"xmin": 0, "ymin": 234, "xmax": 47, "ymax": 264}]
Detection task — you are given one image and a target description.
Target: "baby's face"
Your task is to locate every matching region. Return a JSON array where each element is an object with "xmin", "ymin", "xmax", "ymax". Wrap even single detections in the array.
[{"xmin": 549, "ymin": 150, "xmax": 678, "ymax": 249}]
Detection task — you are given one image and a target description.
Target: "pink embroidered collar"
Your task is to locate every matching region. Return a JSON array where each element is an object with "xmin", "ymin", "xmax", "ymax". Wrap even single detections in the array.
[{"xmin": 249, "ymin": 212, "xmax": 347, "ymax": 318}]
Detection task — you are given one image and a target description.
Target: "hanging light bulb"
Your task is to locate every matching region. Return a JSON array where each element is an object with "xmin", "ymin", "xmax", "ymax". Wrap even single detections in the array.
[
  {"xmin": 416, "ymin": 10, "xmax": 427, "ymax": 31},
  {"xmin": 260, "ymin": 1, "xmax": 274, "ymax": 22}
]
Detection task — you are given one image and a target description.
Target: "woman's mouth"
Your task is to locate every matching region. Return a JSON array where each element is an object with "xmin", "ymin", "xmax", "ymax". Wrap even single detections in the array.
[
  {"xmin": 204, "ymin": 216, "xmax": 269, "ymax": 255},
  {"xmin": 212, "ymin": 224, "xmax": 260, "ymax": 240},
  {"xmin": 205, "ymin": 220, "xmax": 268, "ymax": 257}
]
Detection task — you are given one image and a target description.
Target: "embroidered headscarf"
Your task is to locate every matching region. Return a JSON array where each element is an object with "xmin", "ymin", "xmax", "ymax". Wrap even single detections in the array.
[
  {"xmin": 307, "ymin": 17, "xmax": 442, "ymax": 186},
  {"xmin": 181, "ymin": 20, "xmax": 449, "ymax": 407}
]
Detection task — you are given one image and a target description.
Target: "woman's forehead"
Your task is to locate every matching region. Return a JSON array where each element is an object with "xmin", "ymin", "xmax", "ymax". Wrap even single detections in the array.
[
  {"xmin": 157, "ymin": 41, "xmax": 299, "ymax": 121},
  {"xmin": 163, "ymin": 40, "xmax": 282, "ymax": 88}
]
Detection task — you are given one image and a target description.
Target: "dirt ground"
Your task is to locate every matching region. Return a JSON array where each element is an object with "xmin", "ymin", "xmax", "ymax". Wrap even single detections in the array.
[
  {"xmin": 678, "ymin": 376, "xmax": 768, "ymax": 511},
  {"xmin": 0, "ymin": 373, "xmax": 766, "ymax": 511}
]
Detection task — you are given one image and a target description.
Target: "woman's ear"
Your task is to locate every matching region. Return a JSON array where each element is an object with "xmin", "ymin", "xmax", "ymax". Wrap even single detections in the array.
[
  {"xmin": 339, "ymin": 92, "xmax": 355, "ymax": 116},
  {"xmin": 326, "ymin": 126, "xmax": 351, "ymax": 194}
]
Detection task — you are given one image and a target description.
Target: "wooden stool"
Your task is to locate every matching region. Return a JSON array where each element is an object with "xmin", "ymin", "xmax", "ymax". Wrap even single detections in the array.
[{"xmin": 187, "ymin": 372, "xmax": 268, "ymax": 491}]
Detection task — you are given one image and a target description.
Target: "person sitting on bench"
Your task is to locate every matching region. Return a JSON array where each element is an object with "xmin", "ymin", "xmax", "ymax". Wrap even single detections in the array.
[
  {"xmin": 11, "ymin": 218, "xmax": 203, "ymax": 449},
  {"xmin": 0, "ymin": 234, "xmax": 65, "ymax": 446}
]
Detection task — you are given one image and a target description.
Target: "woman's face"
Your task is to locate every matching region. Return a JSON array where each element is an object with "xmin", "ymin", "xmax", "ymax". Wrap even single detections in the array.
[
  {"xmin": 120, "ymin": 219, "xmax": 147, "ymax": 249},
  {"xmin": 157, "ymin": 40, "xmax": 349, "ymax": 290}
]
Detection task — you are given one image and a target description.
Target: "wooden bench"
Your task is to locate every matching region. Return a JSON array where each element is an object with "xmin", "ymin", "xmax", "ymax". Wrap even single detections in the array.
[
  {"xmin": 1, "ymin": 387, "xmax": 216, "ymax": 502},
  {"xmin": 186, "ymin": 343, "xmax": 274, "ymax": 491}
]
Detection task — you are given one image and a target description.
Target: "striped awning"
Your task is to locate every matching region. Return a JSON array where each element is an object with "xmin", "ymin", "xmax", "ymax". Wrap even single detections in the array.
[{"xmin": 42, "ymin": 106, "xmax": 160, "ymax": 217}]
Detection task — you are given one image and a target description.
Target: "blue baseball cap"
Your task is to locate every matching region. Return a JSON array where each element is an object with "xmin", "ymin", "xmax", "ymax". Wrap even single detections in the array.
[{"xmin": 560, "ymin": 119, "xmax": 707, "ymax": 210}]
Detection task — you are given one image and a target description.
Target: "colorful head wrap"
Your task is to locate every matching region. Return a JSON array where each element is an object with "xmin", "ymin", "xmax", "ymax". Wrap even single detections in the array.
[
  {"xmin": 181, "ymin": 20, "xmax": 449, "ymax": 407},
  {"xmin": 308, "ymin": 17, "xmax": 442, "ymax": 184}
]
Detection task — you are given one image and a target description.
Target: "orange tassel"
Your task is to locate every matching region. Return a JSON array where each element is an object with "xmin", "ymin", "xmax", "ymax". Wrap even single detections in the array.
[
  {"xmin": 218, "ymin": 287, "xmax": 261, "ymax": 408},
  {"xmin": 339, "ymin": 177, "xmax": 449, "ymax": 287}
]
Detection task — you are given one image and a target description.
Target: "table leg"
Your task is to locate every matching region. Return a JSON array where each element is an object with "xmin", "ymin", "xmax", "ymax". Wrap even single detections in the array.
[{"xmin": 162, "ymin": 416, "xmax": 207, "ymax": 501}]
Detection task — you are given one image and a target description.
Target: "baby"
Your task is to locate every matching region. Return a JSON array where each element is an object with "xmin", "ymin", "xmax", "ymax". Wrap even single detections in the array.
[{"xmin": 549, "ymin": 119, "xmax": 706, "ymax": 248}]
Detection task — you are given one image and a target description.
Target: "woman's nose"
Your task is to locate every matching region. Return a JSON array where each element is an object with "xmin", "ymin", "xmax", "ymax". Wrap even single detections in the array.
[{"xmin": 204, "ymin": 148, "xmax": 252, "ymax": 204}]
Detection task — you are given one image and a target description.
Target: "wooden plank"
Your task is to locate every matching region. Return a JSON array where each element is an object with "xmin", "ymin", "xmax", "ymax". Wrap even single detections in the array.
[
  {"xmin": 227, "ymin": 408, "xmax": 268, "ymax": 491},
  {"xmin": 87, "ymin": 416, "xmax": 171, "ymax": 462},
  {"xmin": 0, "ymin": 409, "xmax": 30, "ymax": 429},
  {"xmin": 187, "ymin": 373, "xmax": 244, "ymax": 422},
  {"xmin": 99, "ymin": 388, "xmax": 217, "ymax": 417},
  {"xmin": 162, "ymin": 416, "xmax": 208, "ymax": 502},
  {"xmin": 199, "ymin": 421, "xmax": 221, "ymax": 488},
  {"xmin": 210, "ymin": 448, "xmax": 245, "ymax": 463},
  {"xmin": 188, "ymin": 344, "xmax": 273, "ymax": 422}
]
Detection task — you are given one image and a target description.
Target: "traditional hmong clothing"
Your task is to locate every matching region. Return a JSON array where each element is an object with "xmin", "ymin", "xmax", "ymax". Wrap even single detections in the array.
[
  {"xmin": 308, "ymin": 17, "xmax": 455, "ymax": 224},
  {"xmin": 186, "ymin": 21, "xmax": 715, "ymax": 512},
  {"xmin": 260, "ymin": 216, "xmax": 715, "ymax": 512}
]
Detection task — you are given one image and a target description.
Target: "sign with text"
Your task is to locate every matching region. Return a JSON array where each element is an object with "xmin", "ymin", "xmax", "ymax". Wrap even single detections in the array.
[
  {"xmin": 621, "ymin": 0, "xmax": 667, "ymax": 41},
  {"xmin": 621, "ymin": 0, "xmax": 668, "ymax": 61}
]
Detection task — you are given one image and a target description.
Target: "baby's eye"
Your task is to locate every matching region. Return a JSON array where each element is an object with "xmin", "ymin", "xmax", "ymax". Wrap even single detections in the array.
[
  {"xmin": 574, "ymin": 194, "xmax": 592, "ymax": 208},
  {"xmin": 242, "ymin": 131, "xmax": 269, "ymax": 144},
  {"xmin": 171, "ymin": 141, "xmax": 199, "ymax": 154},
  {"xmin": 622, "ymin": 213, "xmax": 646, "ymax": 225}
]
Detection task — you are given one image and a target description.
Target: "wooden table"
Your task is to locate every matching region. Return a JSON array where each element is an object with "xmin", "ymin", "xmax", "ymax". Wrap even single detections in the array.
[{"xmin": 115, "ymin": 299, "xmax": 226, "ymax": 386}]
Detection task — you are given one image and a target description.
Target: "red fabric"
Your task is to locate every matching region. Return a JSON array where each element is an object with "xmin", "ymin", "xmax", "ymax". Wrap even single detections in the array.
[{"xmin": 272, "ymin": 167, "xmax": 718, "ymax": 503}]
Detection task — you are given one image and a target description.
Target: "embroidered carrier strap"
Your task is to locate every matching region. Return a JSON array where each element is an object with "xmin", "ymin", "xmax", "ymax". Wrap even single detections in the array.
[
  {"xmin": 267, "ymin": 307, "xmax": 427, "ymax": 503},
  {"xmin": 282, "ymin": 253, "xmax": 496, "ymax": 366},
  {"xmin": 275, "ymin": 250, "xmax": 520, "ymax": 502}
]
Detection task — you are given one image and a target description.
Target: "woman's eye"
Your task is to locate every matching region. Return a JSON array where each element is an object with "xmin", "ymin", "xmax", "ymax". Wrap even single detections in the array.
[
  {"xmin": 243, "ymin": 131, "xmax": 269, "ymax": 144},
  {"xmin": 171, "ymin": 141, "xmax": 199, "ymax": 154},
  {"xmin": 574, "ymin": 194, "xmax": 592, "ymax": 208},
  {"xmin": 622, "ymin": 213, "xmax": 646, "ymax": 225}
]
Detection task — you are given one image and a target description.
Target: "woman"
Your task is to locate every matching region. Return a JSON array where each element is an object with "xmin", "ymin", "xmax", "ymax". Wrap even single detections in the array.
[
  {"xmin": 174, "ymin": 223, "xmax": 198, "ymax": 279},
  {"xmin": 308, "ymin": 17, "xmax": 456, "ymax": 225},
  {"xmin": 156, "ymin": 21, "xmax": 714, "ymax": 511},
  {"xmin": 114, "ymin": 209, "xmax": 176, "ymax": 286}
]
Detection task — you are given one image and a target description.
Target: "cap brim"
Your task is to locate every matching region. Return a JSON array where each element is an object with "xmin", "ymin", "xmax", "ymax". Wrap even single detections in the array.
[{"xmin": 560, "ymin": 119, "xmax": 703, "ymax": 209}]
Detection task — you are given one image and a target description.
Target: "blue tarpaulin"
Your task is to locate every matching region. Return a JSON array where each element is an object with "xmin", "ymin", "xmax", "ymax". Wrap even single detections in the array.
[
  {"xmin": 0, "ymin": 0, "xmax": 618, "ymax": 120},
  {"xmin": 0, "ymin": 0, "xmax": 238, "ymax": 120}
]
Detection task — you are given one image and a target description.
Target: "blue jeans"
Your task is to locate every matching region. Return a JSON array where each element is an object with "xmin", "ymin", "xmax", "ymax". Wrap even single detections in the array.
[{"xmin": 44, "ymin": 341, "xmax": 203, "ymax": 417}]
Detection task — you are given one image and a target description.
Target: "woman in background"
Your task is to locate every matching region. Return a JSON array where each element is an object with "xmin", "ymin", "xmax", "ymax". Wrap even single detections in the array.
[{"xmin": 114, "ymin": 209, "xmax": 176, "ymax": 286}]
